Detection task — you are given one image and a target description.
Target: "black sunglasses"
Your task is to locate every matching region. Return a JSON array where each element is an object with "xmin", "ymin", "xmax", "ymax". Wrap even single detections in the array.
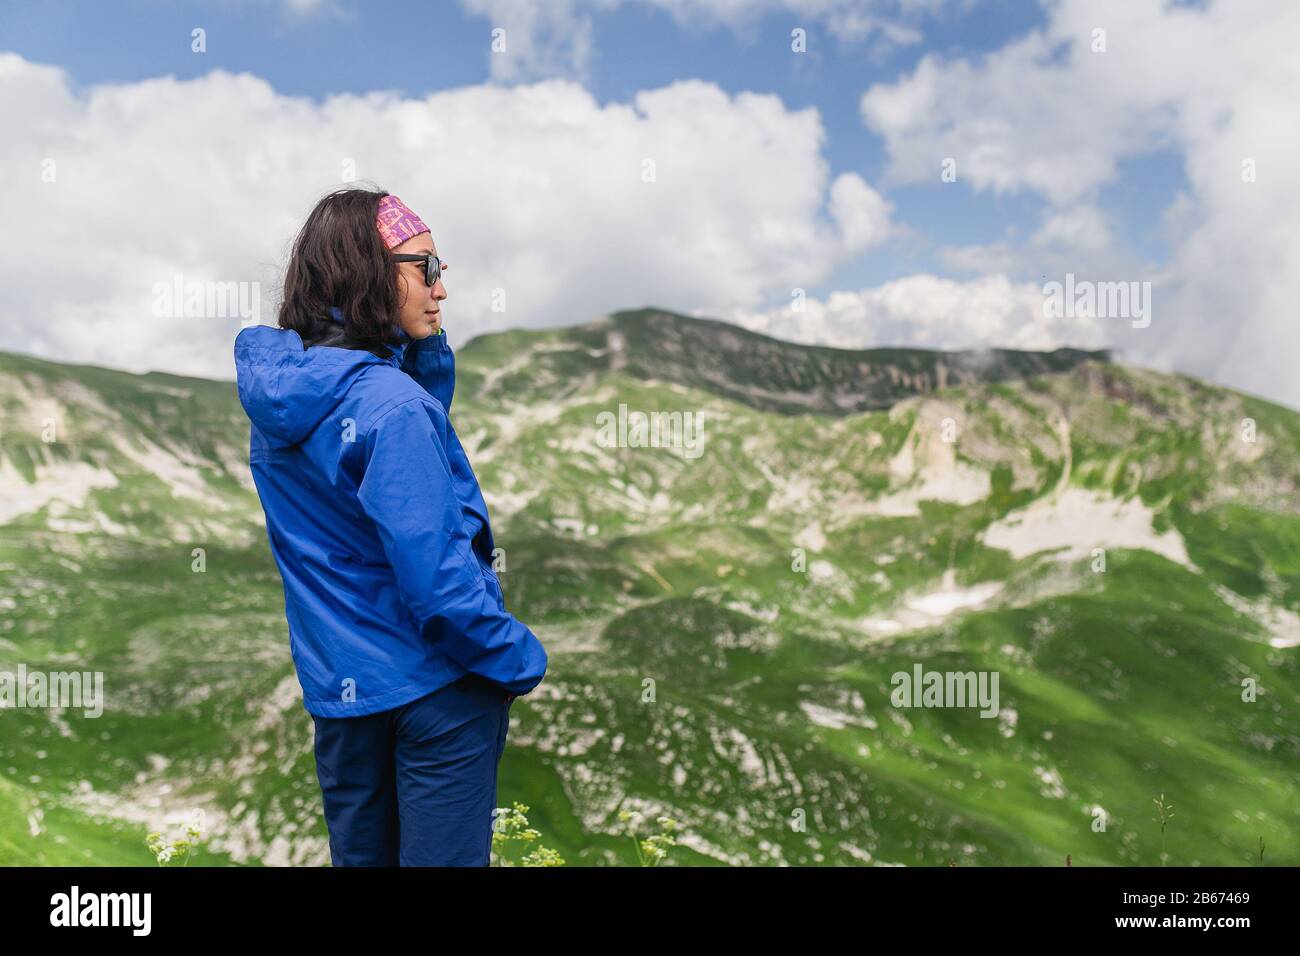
[{"xmin": 392, "ymin": 253, "xmax": 443, "ymax": 287}]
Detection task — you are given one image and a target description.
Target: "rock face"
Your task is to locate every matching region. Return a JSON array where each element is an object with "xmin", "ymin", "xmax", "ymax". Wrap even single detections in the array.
[
  {"xmin": 0, "ymin": 311, "xmax": 1296, "ymax": 867},
  {"xmin": 467, "ymin": 307, "xmax": 1112, "ymax": 416}
]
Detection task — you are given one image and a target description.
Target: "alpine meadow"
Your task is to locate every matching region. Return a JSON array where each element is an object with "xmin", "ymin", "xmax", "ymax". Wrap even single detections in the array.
[{"xmin": 1, "ymin": 308, "xmax": 1295, "ymax": 867}]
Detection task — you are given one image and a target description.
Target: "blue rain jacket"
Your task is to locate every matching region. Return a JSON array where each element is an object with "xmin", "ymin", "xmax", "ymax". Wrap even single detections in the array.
[{"xmin": 233, "ymin": 318, "xmax": 547, "ymax": 717}]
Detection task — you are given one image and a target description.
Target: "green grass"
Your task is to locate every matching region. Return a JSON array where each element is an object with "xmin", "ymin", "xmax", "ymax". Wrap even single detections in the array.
[{"xmin": 0, "ymin": 329, "xmax": 1296, "ymax": 866}]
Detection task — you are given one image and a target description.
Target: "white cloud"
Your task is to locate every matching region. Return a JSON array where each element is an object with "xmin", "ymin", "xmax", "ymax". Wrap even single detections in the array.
[
  {"xmin": 829, "ymin": 171, "xmax": 893, "ymax": 249},
  {"xmin": 462, "ymin": 0, "xmax": 945, "ymax": 82},
  {"xmin": 1033, "ymin": 205, "xmax": 1111, "ymax": 253},
  {"xmin": 461, "ymin": 0, "xmax": 607, "ymax": 84},
  {"xmin": 0, "ymin": 54, "xmax": 889, "ymax": 380},
  {"xmin": 858, "ymin": 0, "xmax": 1300, "ymax": 407},
  {"xmin": 645, "ymin": 0, "xmax": 949, "ymax": 43},
  {"xmin": 939, "ymin": 204, "xmax": 1153, "ymax": 288},
  {"xmin": 724, "ymin": 273, "xmax": 1107, "ymax": 352}
]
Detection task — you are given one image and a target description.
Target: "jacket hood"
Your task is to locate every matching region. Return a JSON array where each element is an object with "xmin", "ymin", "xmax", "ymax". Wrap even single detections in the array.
[{"xmin": 234, "ymin": 325, "xmax": 410, "ymax": 449}]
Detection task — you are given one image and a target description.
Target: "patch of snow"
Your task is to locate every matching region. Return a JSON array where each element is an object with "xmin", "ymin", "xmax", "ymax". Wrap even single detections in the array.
[
  {"xmin": 983, "ymin": 487, "xmax": 1192, "ymax": 568},
  {"xmin": 1213, "ymin": 585, "xmax": 1300, "ymax": 648},
  {"xmin": 766, "ymin": 473, "xmax": 819, "ymax": 513},
  {"xmin": 0, "ymin": 453, "xmax": 119, "ymax": 524},
  {"xmin": 45, "ymin": 501, "xmax": 129, "ymax": 536},
  {"xmin": 111, "ymin": 434, "xmax": 211, "ymax": 501},
  {"xmin": 850, "ymin": 401, "xmax": 992, "ymax": 517},
  {"xmin": 907, "ymin": 580, "xmax": 1004, "ymax": 616},
  {"xmin": 800, "ymin": 702, "xmax": 852, "ymax": 729},
  {"xmin": 723, "ymin": 599, "xmax": 779, "ymax": 624},
  {"xmin": 861, "ymin": 571, "xmax": 1004, "ymax": 636},
  {"xmin": 794, "ymin": 522, "xmax": 826, "ymax": 551},
  {"xmin": 865, "ymin": 461, "xmax": 991, "ymax": 517},
  {"xmin": 807, "ymin": 559, "xmax": 855, "ymax": 601},
  {"xmin": 840, "ymin": 842, "xmax": 874, "ymax": 864}
]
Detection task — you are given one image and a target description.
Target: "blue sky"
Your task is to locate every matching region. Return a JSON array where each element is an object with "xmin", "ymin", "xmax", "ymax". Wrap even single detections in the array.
[
  {"xmin": 0, "ymin": 0, "xmax": 1183, "ymax": 293},
  {"xmin": 0, "ymin": 0, "xmax": 1294, "ymax": 406}
]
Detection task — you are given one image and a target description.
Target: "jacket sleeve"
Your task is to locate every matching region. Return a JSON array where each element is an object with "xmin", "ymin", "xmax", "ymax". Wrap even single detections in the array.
[
  {"xmin": 356, "ymin": 397, "xmax": 547, "ymax": 695},
  {"xmin": 399, "ymin": 330, "xmax": 455, "ymax": 411}
]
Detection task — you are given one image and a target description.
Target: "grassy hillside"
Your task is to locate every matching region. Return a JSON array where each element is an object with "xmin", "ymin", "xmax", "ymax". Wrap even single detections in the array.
[{"xmin": 0, "ymin": 313, "xmax": 1295, "ymax": 866}]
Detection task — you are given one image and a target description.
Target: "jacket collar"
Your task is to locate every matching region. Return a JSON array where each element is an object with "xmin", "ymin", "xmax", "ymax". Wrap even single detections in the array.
[{"xmin": 327, "ymin": 305, "xmax": 412, "ymax": 366}]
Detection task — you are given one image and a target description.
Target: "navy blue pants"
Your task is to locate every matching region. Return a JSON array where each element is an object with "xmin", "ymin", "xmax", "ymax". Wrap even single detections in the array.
[{"xmin": 311, "ymin": 673, "xmax": 513, "ymax": 866}]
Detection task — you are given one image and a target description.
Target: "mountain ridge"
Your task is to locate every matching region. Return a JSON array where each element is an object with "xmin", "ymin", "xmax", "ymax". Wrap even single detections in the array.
[
  {"xmin": 11, "ymin": 309, "xmax": 1280, "ymax": 419},
  {"xmin": 459, "ymin": 306, "xmax": 1115, "ymax": 416}
]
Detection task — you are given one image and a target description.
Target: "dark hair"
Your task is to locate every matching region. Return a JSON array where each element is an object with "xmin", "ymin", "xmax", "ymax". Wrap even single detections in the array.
[{"xmin": 278, "ymin": 185, "xmax": 404, "ymax": 358}]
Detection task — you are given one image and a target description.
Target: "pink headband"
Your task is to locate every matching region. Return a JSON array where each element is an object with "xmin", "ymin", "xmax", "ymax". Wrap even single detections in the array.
[{"xmin": 375, "ymin": 194, "xmax": 430, "ymax": 249}]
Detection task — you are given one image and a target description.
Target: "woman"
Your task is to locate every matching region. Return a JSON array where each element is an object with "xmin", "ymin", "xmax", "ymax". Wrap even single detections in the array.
[{"xmin": 233, "ymin": 186, "xmax": 548, "ymax": 866}]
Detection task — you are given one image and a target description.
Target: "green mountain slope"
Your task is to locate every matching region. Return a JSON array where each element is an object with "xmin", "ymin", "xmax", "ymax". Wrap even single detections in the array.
[{"xmin": 0, "ymin": 312, "xmax": 1295, "ymax": 866}]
